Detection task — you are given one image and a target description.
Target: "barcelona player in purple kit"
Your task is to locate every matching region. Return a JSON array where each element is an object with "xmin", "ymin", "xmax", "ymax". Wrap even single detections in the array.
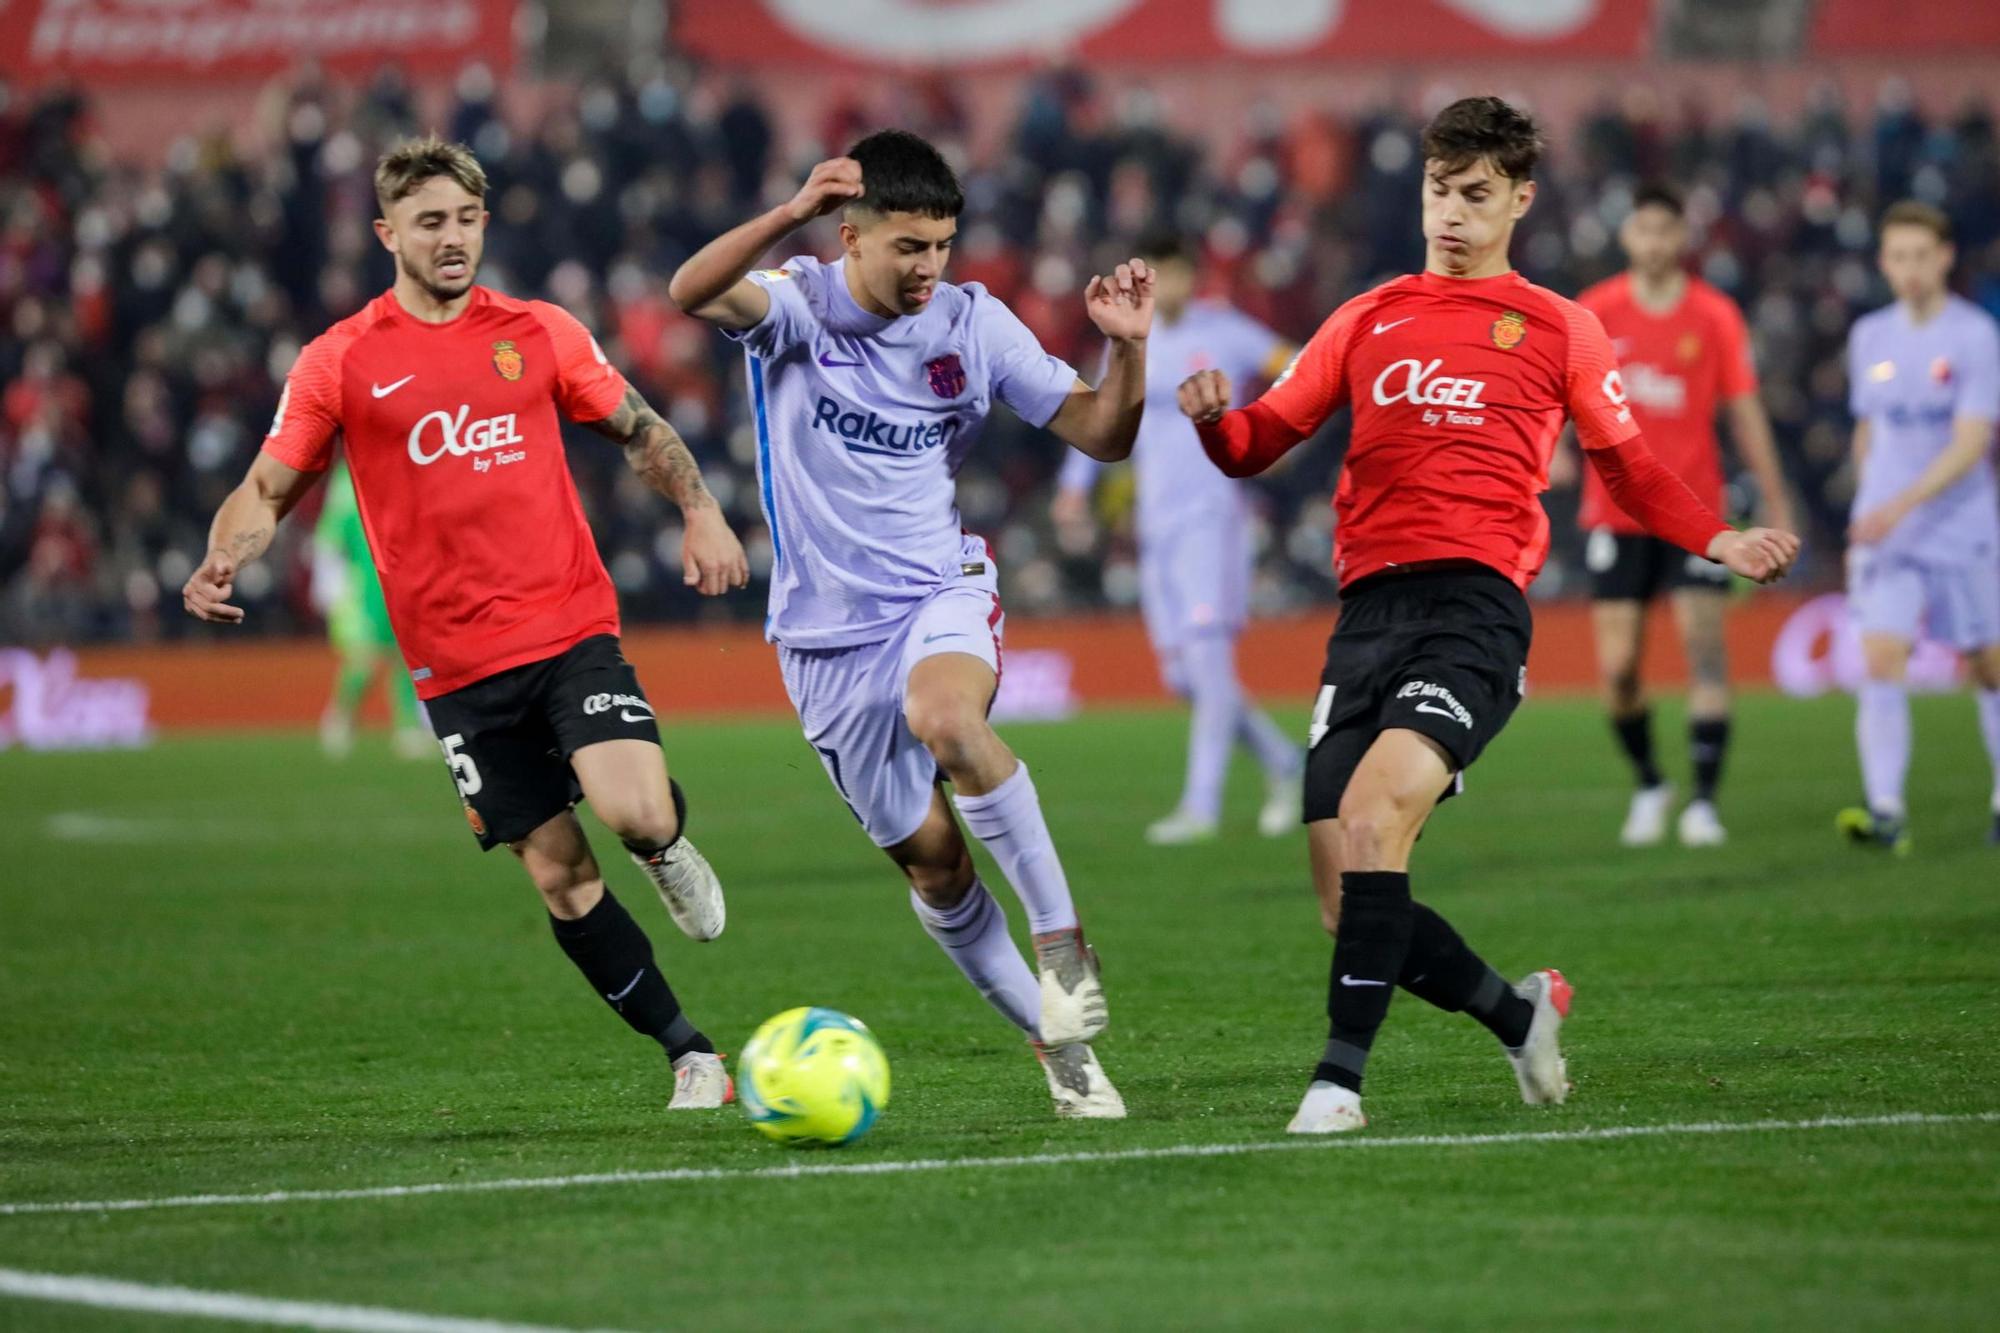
[
  {"xmin": 1838, "ymin": 202, "xmax": 2000, "ymax": 851},
  {"xmin": 673, "ymin": 131, "xmax": 1154, "ymax": 1117},
  {"xmin": 1054, "ymin": 232, "xmax": 1304, "ymax": 844}
]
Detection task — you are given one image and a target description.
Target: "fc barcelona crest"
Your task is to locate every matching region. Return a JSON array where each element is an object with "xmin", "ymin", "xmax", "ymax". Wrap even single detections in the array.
[
  {"xmin": 926, "ymin": 353, "xmax": 966, "ymax": 399},
  {"xmin": 491, "ymin": 340, "xmax": 524, "ymax": 381},
  {"xmin": 1490, "ymin": 310, "xmax": 1527, "ymax": 350}
]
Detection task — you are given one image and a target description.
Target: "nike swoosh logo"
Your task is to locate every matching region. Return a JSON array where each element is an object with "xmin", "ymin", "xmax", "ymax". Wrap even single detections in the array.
[
  {"xmin": 1413, "ymin": 700, "xmax": 1472, "ymax": 725},
  {"xmin": 1340, "ymin": 975, "xmax": 1389, "ymax": 987},
  {"xmin": 818, "ymin": 351, "xmax": 864, "ymax": 368},
  {"xmin": 371, "ymin": 375, "xmax": 415, "ymax": 398},
  {"xmin": 606, "ymin": 968, "xmax": 646, "ymax": 1003},
  {"xmin": 1372, "ymin": 318, "xmax": 1414, "ymax": 335},
  {"xmin": 619, "ymin": 709, "xmax": 653, "ymax": 723},
  {"xmin": 922, "ymin": 632, "xmax": 968, "ymax": 644}
]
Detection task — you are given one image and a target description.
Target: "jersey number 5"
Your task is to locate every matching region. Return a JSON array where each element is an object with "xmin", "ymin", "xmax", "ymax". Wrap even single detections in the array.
[{"xmin": 441, "ymin": 733, "xmax": 484, "ymax": 797}]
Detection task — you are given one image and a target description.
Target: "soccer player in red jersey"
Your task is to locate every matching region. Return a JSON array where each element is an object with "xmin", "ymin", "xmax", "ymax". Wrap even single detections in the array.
[
  {"xmin": 181, "ymin": 138, "xmax": 750, "ymax": 1112},
  {"xmin": 1573, "ymin": 183, "xmax": 1794, "ymax": 849},
  {"xmin": 1177, "ymin": 98, "xmax": 1798, "ymax": 1133}
]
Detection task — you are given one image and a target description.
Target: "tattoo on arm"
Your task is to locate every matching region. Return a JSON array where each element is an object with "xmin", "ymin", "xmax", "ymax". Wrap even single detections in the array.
[
  {"xmin": 589, "ymin": 386, "xmax": 716, "ymax": 511},
  {"xmin": 228, "ymin": 527, "xmax": 273, "ymax": 562}
]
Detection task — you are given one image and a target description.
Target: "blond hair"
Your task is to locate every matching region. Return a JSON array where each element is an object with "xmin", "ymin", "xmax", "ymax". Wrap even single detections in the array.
[{"xmin": 374, "ymin": 135, "xmax": 487, "ymax": 214}]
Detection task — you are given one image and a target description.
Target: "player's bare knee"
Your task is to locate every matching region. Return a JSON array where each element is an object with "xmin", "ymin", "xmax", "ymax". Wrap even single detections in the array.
[
  {"xmin": 906, "ymin": 698, "xmax": 986, "ymax": 773},
  {"xmin": 1335, "ymin": 794, "xmax": 1419, "ymax": 869},
  {"xmin": 1602, "ymin": 664, "xmax": 1642, "ymax": 713},
  {"xmin": 905, "ymin": 855, "xmax": 975, "ymax": 909},
  {"xmin": 601, "ymin": 795, "xmax": 679, "ymax": 852}
]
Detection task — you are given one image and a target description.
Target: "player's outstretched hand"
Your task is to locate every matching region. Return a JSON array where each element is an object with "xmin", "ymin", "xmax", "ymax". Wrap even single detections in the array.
[
  {"xmin": 1177, "ymin": 369, "xmax": 1233, "ymax": 425},
  {"xmin": 1084, "ymin": 258, "xmax": 1154, "ymax": 341},
  {"xmin": 787, "ymin": 158, "xmax": 866, "ymax": 224},
  {"xmin": 683, "ymin": 507, "xmax": 750, "ymax": 597},
  {"xmin": 1707, "ymin": 527, "xmax": 1801, "ymax": 584},
  {"xmin": 182, "ymin": 549, "xmax": 245, "ymax": 623}
]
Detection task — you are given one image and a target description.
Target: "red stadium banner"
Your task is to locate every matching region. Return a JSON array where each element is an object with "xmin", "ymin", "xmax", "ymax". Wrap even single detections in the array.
[
  {"xmin": 1812, "ymin": 0, "xmax": 2000, "ymax": 53},
  {"xmin": 0, "ymin": 0, "xmax": 517, "ymax": 86},
  {"xmin": 672, "ymin": 0, "xmax": 1656, "ymax": 69}
]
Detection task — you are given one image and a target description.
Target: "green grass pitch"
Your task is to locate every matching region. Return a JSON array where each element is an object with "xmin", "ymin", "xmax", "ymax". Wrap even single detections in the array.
[{"xmin": 2, "ymin": 693, "xmax": 1997, "ymax": 1329}]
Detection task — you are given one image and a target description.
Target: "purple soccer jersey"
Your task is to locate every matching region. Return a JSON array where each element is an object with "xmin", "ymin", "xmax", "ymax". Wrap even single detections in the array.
[
  {"xmin": 1059, "ymin": 300, "xmax": 1289, "ymax": 534},
  {"xmin": 732, "ymin": 255, "xmax": 1078, "ymax": 648},
  {"xmin": 1847, "ymin": 295, "xmax": 2000, "ymax": 565}
]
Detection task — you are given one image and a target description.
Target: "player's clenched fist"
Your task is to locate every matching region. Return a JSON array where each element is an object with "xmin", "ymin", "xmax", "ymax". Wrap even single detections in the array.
[
  {"xmin": 787, "ymin": 158, "xmax": 866, "ymax": 224},
  {"xmin": 1707, "ymin": 526, "xmax": 1801, "ymax": 584},
  {"xmin": 1177, "ymin": 369, "xmax": 1233, "ymax": 424},
  {"xmin": 182, "ymin": 549, "xmax": 245, "ymax": 623}
]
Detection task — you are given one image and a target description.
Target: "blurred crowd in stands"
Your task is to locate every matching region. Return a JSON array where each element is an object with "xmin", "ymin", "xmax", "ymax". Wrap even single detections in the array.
[{"xmin": 4, "ymin": 53, "xmax": 1999, "ymax": 644}]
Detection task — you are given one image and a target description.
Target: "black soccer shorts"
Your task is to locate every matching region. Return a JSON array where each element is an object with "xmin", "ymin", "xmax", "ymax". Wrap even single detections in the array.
[
  {"xmin": 1586, "ymin": 528, "xmax": 1732, "ymax": 602},
  {"xmin": 1303, "ymin": 566, "xmax": 1533, "ymax": 823},
  {"xmin": 424, "ymin": 634, "xmax": 661, "ymax": 850}
]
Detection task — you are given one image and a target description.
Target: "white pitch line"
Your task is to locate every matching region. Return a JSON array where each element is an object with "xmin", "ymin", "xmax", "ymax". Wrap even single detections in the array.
[
  {"xmin": 2, "ymin": 1111, "xmax": 1993, "ymax": 1220},
  {"xmin": 0, "ymin": 1266, "xmax": 632, "ymax": 1333}
]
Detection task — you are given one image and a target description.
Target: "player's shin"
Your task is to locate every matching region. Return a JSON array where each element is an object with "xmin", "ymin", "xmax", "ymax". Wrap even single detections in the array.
[
  {"xmin": 1316, "ymin": 871, "xmax": 1417, "ymax": 1093},
  {"xmin": 951, "ymin": 762, "xmax": 1079, "ymax": 934},
  {"xmin": 549, "ymin": 888, "xmax": 713, "ymax": 1061},
  {"xmin": 1179, "ymin": 634, "xmax": 1244, "ymax": 823},
  {"xmin": 1399, "ymin": 902, "xmax": 1532, "ymax": 1048},
  {"xmin": 1690, "ymin": 715, "xmax": 1731, "ymax": 804},
  {"xmin": 909, "ymin": 880, "xmax": 1040, "ymax": 1036},
  {"xmin": 1977, "ymin": 689, "xmax": 2000, "ymax": 815},
  {"xmin": 1856, "ymin": 681, "xmax": 1911, "ymax": 817}
]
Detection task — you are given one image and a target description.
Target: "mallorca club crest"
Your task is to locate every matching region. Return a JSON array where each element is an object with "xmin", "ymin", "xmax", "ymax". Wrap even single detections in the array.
[
  {"xmin": 463, "ymin": 802, "xmax": 487, "ymax": 837},
  {"xmin": 925, "ymin": 353, "xmax": 966, "ymax": 400},
  {"xmin": 491, "ymin": 339, "xmax": 524, "ymax": 382},
  {"xmin": 1490, "ymin": 310, "xmax": 1528, "ymax": 351}
]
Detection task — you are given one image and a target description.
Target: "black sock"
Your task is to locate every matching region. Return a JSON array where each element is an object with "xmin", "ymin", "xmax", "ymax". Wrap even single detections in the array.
[
  {"xmin": 1612, "ymin": 710, "xmax": 1663, "ymax": 788},
  {"xmin": 620, "ymin": 779, "xmax": 689, "ymax": 861},
  {"xmin": 549, "ymin": 889, "xmax": 712, "ymax": 1060},
  {"xmin": 1399, "ymin": 902, "xmax": 1532, "ymax": 1048},
  {"xmin": 1314, "ymin": 871, "xmax": 1415, "ymax": 1093},
  {"xmin": 1690, "ymin": 717, "xmax": 1730, "ymax": 803}
]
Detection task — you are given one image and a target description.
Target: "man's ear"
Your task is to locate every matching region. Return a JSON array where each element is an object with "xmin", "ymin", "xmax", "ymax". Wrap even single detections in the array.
[{"xmin": 1512, "ymin": 179, "xmax": 1538, "ymax": 222}]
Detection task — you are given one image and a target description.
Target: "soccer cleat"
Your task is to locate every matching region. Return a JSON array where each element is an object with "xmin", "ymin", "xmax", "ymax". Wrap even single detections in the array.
[
  {"xmin": 1033, "ymin": 1041, "xmax": 1126, "ymax": 1119},
  {"xmin": 1505, "ymin": 968, "xmax": 1574, "ymax": 1106},
  {"xmin": 1033, "ymin": 927, "xmax": 1109, "ymax": 1046},
  {"xmin": 1836, "ymin": 806, "xmax": 1911, "ymax": 856},
  {"xmin": 1257, "ymin": 774, "xmax": 1304, "ymax": 838},
  {"xmin": 1145, "ymin": 810, "xmax": 1218, "ymax": 846},
  {"xmin": 1676, "ymin": 799, "xmax": 1727, "ymax": 847},
  {"xmin": 1286, "ymin": 1081, "xmax": 1367, "ymax": 1134},
  {"xmin": 1619, "ymin": 783, "xmax": 1674, "ymax": 846},
  {"xmin": 633, "ymin": 838, "xmax": 727, "ymax": 941},
  {"xmin": 668, "ymin": 1050, "xmax": 734, "ymax": 1109},
  {"xmin": 319, "ymin": 707, "xmax": 355, "ymax": 759}
]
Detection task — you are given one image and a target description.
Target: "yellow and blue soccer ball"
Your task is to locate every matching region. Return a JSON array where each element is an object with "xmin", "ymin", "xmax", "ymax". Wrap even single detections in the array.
[{"xmin": 737, "ymin": 1007, "xmax": 890, "ymax": 1146}]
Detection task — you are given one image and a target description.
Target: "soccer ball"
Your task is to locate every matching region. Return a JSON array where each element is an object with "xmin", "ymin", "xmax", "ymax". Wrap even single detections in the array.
[{"xmin": 737, "ymin": 1006, "xmax": 891, "ymax": 1146}]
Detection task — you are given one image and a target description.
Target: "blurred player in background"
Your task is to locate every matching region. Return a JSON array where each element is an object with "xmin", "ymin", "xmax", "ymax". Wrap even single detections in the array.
[
  {"xmin": 312, "ymin": 460, "xmax": 430, "ymax": 761},
  {"xmin": 1573, "ymin": 183, "xmax": 1793, "ymax": 848},
  {"xmin": 1837, "ymin": 202, "xmax": 2000, "ymax": 852},
  {"xmin": 183, "ymin": 136, "xmax": 749, "ymax": 1111},
  {"xmin": 673, "ymin": 130, "xmax": 1151, "ymax": 1118},
  {"xmin": 1052, "ymin": 230, "xmax": 1303, "ymax": 846},
  {"xmin": 1180, "ymin": 97, "xmax": 1798, "ymax": 1134}
]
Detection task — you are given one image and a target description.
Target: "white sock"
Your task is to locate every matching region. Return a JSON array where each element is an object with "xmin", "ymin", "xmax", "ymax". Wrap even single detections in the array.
[
  {"xmin": 1977, "ymin": 689, "xmax": 2000, "ymax": 813},
  {"xmin": 909, "ymin": 880, "xmax": 1040, "ymax": 1037},
  {"xmin": 1856, "ymin": 681, "xmax": 1910, "ymax": 818},
  {"xmin": 952, "ymin": 762, "xmax": 1079, "ymax": 934}
]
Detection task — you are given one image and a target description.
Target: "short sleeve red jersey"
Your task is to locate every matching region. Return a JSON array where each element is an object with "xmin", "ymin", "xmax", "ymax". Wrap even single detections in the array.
[
  {"xmin": 263, "ymin": 287, "xmax": 630, "ymax": 698},
  {"xmin": 1260, "ymin": 269, "xmax": 1639, "ymax": 589},
  {"xmin": 1576, "ymin": 273, "xmax": 1757, "ymax": 534}
]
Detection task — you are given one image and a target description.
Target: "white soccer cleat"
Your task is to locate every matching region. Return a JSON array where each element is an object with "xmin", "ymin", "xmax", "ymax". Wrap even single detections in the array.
[
  {"xmin": 1677, "ymin": 799, "xmax": 1727, "ymax": 847},
  {"xmin": 668, "ymin": 1051, "xmax": 734, "ymax": 1110},
  {"xmin": 1033, "ymin": 1041, "xmax": 1126, "ymax": 1119},
  {"xmin": 1033, "ymin": 927, "xmax": 1109, "ymax": 1046},
  {"xmin": 1145, "ymin": 810, "xmax": 1218, "ymax": 846},
  {"xmin": 1619, "ymin": 783, "xmax": 1674, "ymax": 847},
  {"xmin": 633, "ymin": 838, "xmax": 727, "ymax": 942},
  {"xmin": 1286, "ymin": 1081, "xmax": 1367, "ymax": 1134},
  {"xmin": 1257, "ymin": 774, "xmax": 1304, "ymax": 838},
  {"xmin": 1505, "ymin": 968, "xmax": 1574, "ymax": 1106}
]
